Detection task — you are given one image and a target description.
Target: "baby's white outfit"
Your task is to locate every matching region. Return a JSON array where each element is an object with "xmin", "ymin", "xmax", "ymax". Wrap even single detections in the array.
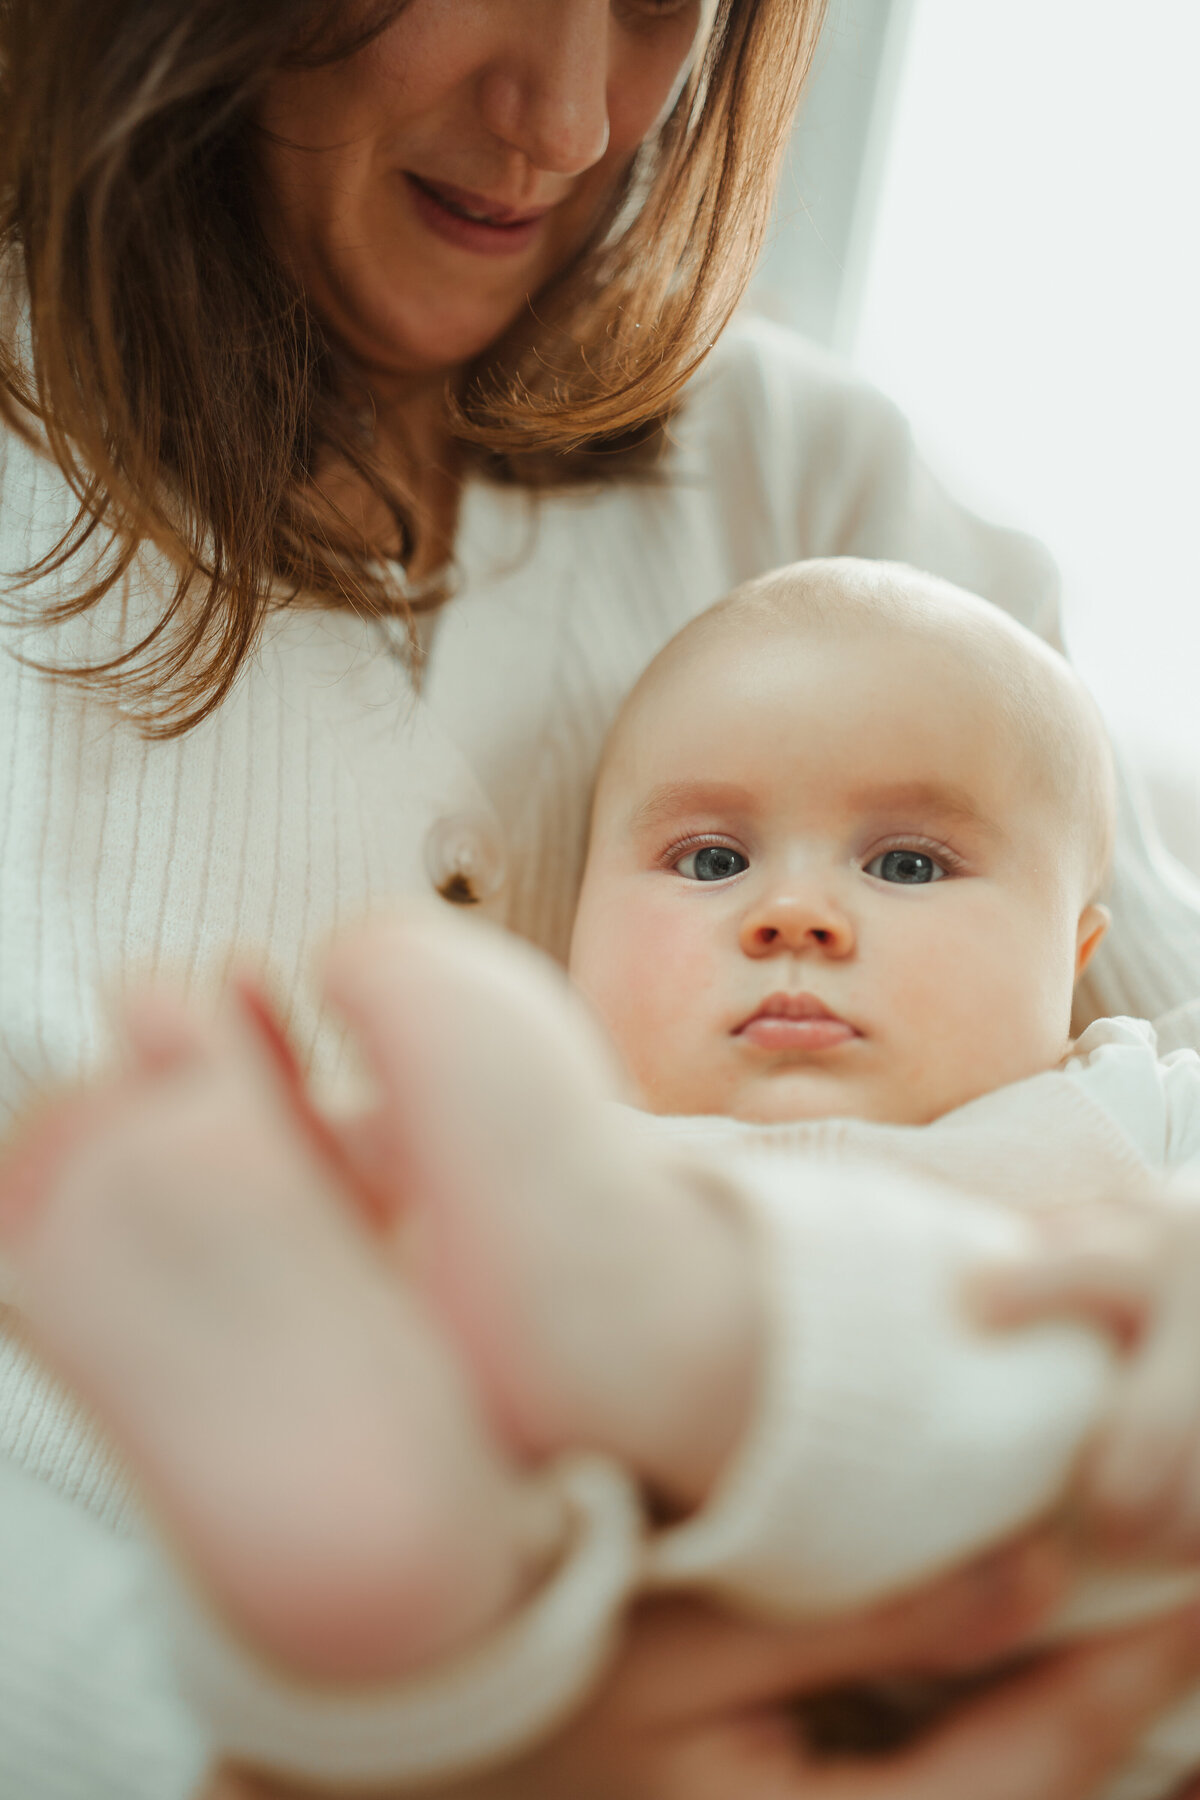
[
  {"xmin": 650, "ymin": 1011, "xmax": 1200, "ymax": 1616},
  {"xmin": 164, "ymin": 1012, "xmax": 1200, "ymax": 1800}
]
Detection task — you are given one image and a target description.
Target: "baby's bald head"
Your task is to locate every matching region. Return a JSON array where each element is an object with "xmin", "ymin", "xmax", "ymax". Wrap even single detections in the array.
[
  {"xmin": 573, "ymin": 559, "xmax": 1115, "ymax": 1125},
  {"xmin": 595, "ymin": 558, "xmax": 1115, "ymax": 906}
]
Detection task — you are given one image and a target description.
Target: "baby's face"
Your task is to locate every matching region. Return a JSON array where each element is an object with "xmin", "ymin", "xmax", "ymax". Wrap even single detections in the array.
[{"xmin": 570, "ymin": 621, "xmax": 1106, "ymax": 1125}]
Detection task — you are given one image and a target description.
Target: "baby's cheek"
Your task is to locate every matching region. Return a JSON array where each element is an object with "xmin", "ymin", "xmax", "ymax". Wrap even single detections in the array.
[
  {"xmin": 623, "ymin": 912, "xmax": 705, "ymax": 1054},
  {"xmin": 888, "ymin": 900, "xmax": 1066, "ymax": 1112},
  {"xmin": 575, "ymin": 897, "xmax": 714, "ymax": 1102}
]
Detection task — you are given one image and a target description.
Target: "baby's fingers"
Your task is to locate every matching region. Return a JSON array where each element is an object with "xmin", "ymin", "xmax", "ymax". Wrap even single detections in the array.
[{"xmin": 969, "ymin": 1208, "xmax": 1157, "ymax": 1346}]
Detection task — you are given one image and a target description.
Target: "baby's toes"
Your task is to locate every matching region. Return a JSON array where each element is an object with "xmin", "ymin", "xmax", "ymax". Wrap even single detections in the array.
[
  {"xmin": 120, "ymin": 984, "xmax": 215, "ymax": 1075},
  {"xmin": 0, "ymin": 984, "xmax": 216, "ymax": 1250},
  {"xmin": 0, "ymin": 1087, "xmax": 112, "ymax": 1244}
]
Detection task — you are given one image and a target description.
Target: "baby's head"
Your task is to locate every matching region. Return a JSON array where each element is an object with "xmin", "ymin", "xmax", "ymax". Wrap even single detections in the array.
[{"xmin": 569, "ymin": 558, "xmax": 1114, "ymax": 1126}]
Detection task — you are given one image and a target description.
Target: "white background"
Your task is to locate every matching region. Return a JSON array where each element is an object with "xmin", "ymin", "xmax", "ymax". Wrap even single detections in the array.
[{"xmin": 844, "ymin": 0, "xmax": 1200, "ymax": 843}]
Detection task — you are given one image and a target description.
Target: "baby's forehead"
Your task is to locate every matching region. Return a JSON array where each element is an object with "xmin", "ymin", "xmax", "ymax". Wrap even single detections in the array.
[
  {"xmin": 652, "ymin": 569, "xmax": 1077, "ymax": 741},
  {"xmin": 625, "ymin": 584, "xmax": 1046, "ymax": 760},
  {"xmin": 597, "ymin": 560, "xmax": 1114, "ymax": 886}
]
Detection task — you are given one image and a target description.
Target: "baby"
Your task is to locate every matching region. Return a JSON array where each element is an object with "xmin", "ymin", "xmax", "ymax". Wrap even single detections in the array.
[
  {"xmin": 5, "ymin": 559, "xmax": 1200, "ymax": 1797},
  {"xmin": 573, "ymin": 553, "xmax": 1114, "ymax": 1128}
]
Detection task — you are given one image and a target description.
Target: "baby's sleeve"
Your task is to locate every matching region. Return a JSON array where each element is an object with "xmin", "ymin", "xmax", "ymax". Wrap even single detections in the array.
[
  {"xmin": 644, "ymin": 1143, "xmax": 1116, "ymax": 1616},
  {"xmin": 1062, "ymin": 1014, "xmax": 1200, "ymax": 1174},
  {"xmin": 1160, "ymin": 1051, "xmax": 1200, "ymax": 1175}
]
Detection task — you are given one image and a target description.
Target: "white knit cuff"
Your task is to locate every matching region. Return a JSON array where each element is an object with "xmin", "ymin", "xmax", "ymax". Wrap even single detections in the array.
[
  {"xmin": 647, "ymin": 1153, "xmax": 1116, "ymax": 1616},
  {"xmin": 163, "ymin": 1454, "xmax": 642, "ymax": 1787}
]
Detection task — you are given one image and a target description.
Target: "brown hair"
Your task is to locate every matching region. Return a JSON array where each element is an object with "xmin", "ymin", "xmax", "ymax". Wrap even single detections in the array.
[{"xmin": 0, "ymin": 0, "xmax": 825, "ymax": 733}]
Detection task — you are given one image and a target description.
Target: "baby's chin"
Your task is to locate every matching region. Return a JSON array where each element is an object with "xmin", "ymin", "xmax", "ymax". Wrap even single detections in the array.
[
  {"xmin": 632, "ymin": 1054, "xmax": 963, "ymax": 1127},
  {"xmin": 707, "ymin": 1069, "xmax": 946, "ymax": 1129}
]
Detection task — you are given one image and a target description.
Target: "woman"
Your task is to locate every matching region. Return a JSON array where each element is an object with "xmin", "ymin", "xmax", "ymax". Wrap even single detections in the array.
[{"xmin": 4, "ymin": 2, "xmax": 1200, "ymax": 1795}]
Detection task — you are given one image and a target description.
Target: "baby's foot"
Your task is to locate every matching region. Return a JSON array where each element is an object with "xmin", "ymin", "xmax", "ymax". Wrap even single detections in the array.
[
  {"xmin": 0, "ymin": 988, "xmax": 560, "ymax": 1683},
  {"xmin": 323, "ymin": 911, "xmax": 760, "ymax": 1514}
]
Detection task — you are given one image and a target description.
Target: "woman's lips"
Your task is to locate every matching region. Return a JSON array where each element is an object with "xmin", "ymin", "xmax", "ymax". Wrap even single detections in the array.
[
  {"xmin": 405, "ymin": 174, "xmax": 553, "ymax": 257},
  {"xmin": 733, "ymin": 994, "xmax": 861, "ymax": 1053}
]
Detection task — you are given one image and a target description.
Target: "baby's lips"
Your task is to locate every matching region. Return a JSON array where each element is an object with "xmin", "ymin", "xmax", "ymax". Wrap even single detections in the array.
[
  {"xmin": 735, "ymin": 1013, "xmax": 859, "ymax": 1051},
  {"xmin": 735, "ymin": 989, "xmax": 845, "ymax": 1026},
  {"xmin": 732, "ymin": 991, "xmax": 861, "ymax": 1050}
]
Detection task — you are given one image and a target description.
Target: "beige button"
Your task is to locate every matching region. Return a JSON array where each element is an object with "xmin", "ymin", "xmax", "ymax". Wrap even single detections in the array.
[{"xmin": 425, "ymin": 811, "xmax": 507, "ymax": 906}]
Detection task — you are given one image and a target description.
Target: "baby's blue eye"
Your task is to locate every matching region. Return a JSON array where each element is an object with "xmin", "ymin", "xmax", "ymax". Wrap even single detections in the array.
[
  {"xmin": 676, "ymin": 845, "xmax": 749, "ymax": 882},
  {"xmin": 865, "ymin": 849, "xmax": 945, "ymax": 885}
]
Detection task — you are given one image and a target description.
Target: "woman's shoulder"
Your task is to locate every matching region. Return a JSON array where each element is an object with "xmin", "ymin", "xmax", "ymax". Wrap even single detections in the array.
[
  {"xmin": 706, "ymin": 308, "xmax": 867, "ymax": 386},
  {"xmin": 682, "ymin": 311, "xmax": 1060, "ymax": 645},
  {"xmin": 672, "ymin": 311, "xmax": 923, "ymax": 551},
  {"xmin": 695, "ymin": 310, "xmax": 912, "ymax": 451}
]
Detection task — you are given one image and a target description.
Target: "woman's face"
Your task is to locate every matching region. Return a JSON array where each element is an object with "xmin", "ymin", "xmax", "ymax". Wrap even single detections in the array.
[{"xmin": 256, "ymin": 0, "xmax": 706, "ymax": 381}]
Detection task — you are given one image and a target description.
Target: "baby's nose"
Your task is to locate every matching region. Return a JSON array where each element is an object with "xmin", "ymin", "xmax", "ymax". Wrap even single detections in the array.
[{"xmin": 738, "ymin": 891, "xmax": 855, "ymax": 958}]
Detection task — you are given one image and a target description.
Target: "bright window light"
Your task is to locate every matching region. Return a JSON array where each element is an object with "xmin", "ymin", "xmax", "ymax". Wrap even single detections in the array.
[{"xmin": 851, "ymin": 0, "xmax": 1200, "ymax": 809}]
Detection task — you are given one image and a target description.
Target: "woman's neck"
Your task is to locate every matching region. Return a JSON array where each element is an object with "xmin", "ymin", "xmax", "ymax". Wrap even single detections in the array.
[{"xmin": 312, "ymin": 377, "xmax": 463, "ymax": 584}]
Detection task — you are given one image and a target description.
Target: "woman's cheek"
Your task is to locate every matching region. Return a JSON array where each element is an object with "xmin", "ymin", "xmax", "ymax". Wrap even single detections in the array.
[{"xmin": 607, "ymin": 6, "xmax": 705, "ymax": 148}]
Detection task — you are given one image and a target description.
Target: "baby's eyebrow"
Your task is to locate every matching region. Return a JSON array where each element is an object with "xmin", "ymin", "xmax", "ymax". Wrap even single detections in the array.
[
  {"xmin": 852, "ymin": 781, "xmax": 1004, "ymax": 839},
  {"xmin": 626, "ymin": 780, "xmax": 757, "ymax": 836}
]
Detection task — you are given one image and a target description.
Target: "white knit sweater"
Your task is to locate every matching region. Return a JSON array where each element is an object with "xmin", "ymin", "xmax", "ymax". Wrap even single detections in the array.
[{"xmin": 3, "ymin": 314, "xmax": 1200, "ymax": 1798}]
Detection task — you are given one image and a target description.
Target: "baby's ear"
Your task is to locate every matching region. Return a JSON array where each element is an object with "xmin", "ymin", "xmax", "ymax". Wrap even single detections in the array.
[{"xmin": 1075, "ymin": 903, "xmax": 1111, "ymax": 978}]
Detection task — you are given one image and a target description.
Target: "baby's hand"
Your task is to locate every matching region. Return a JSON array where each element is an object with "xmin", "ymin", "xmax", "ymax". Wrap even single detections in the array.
[{"xmin": 973, "ymin": 1184, "xmax": 1200, "ymax": 1560}]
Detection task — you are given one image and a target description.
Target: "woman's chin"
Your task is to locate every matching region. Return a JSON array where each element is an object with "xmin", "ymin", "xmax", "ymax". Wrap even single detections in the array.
[
  {"xmin": 310, "ymin": 245, "xmax": 541, "ymax": 382},
  {"xmin": 335, "ymin": 294, "xmax": 531, "ymax": 383}
]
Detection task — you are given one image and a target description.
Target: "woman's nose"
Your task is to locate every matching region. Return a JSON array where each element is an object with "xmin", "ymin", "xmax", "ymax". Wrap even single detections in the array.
[
  {"xmin": 738, "ymin": 887, "xmax": 856, "ymax": 960},
  {"xmin": 478, "ymin": 0, "xmax": 612, "ymax": 176}
]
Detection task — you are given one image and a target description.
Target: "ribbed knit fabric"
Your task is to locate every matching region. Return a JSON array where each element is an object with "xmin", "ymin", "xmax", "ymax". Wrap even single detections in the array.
[
  {"xmin": 0, "ymin": 1459, "xmax": 207, "ymax": 1800},
  {"xmin": 3, "ymin": 314, "xmax": 1200, "ymax": 1795}
]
